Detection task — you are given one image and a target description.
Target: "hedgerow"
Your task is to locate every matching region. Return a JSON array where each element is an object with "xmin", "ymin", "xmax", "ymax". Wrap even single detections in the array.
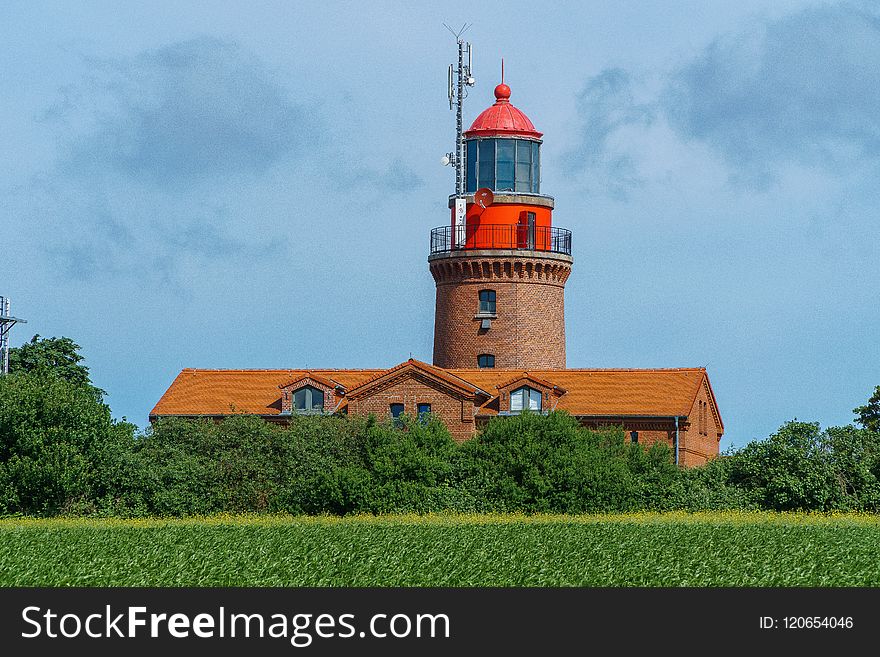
[{"xmin": 2, "ymin": 372, "xmax": 880, "ymax": 516}]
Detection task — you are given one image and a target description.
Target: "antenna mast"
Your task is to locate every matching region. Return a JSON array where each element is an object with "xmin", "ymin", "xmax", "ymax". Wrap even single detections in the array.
[
  {"xmin": 0, "ymin": 296, "xmax": 26, "ymax": 375},
  {"xmin": 442, "ymin": 23, "xmax": 475, "ymax": 198}
]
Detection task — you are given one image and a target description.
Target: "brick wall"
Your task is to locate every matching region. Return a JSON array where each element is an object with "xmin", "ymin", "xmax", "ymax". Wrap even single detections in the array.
[
  {"xmin": 679, "ymin": 377, "xmax": 722, "ymax": 466},
  {"xmin": 279, "ymin": 377, "xmax": 338, "ymax": 413},
  {"xmin": 430, "ymin": 251, "xmax": 572, "ymax": 370},
  {"xmin": 347, "ymin": 373, "xmax": 476, "ymax": 442},
  {"xmin": 569, "ymin": 417, "xmax": 721, "ymax": 466}
]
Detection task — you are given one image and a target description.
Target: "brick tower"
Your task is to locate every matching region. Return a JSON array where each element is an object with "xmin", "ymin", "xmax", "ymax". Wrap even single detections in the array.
[{"xmin": 430, "ymin": 77, "xmax": 573, "ymax": 369}]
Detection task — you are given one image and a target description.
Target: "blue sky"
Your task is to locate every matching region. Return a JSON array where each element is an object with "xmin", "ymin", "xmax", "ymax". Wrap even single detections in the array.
[{"xmin": 2, "ymin": 0, "xmax": 877, "ymax": 450}]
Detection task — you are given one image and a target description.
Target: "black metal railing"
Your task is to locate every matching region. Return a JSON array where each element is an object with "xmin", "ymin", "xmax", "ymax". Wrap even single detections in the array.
[{"xmin": 430, "ymin": 224, "xmax": 572, "ymax": 256}]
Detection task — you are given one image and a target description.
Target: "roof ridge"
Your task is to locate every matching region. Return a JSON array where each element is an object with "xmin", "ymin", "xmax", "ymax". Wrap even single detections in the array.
[
  {"xmin": 179, "ymin": 367, "xmax": 707, "ymax": 373},
  {"xmin": 447, "ymin": 367, "xmax": 707, "ymax": 373},
  {"xmin": 347, "ymin": 359, "xmax": 484, "ymax": 397},
  {"xmin": 179, "ymin": 368, "xmax": 388, "ymax": 373}
]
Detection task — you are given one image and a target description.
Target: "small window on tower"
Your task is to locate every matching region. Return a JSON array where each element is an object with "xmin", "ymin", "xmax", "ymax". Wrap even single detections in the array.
[
  {"xmin": 631, "ymin": 431, "xmax": 639, "ymax": 444},
  {"xmin": 477, "ymin": 354, "xmax": 495, "ymax": 368},
  {"xmin": 479, "ymin": 289, "xmax": 496, "ymax": 315}
]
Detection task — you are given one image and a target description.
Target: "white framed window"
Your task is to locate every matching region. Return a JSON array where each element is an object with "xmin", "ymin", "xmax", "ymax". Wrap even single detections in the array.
[{"xmin": 510, "ymin": 385, "xmax": 542, "ymax": 412}]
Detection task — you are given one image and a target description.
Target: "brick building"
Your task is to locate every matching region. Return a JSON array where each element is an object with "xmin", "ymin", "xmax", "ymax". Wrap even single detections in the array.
[{"xmin": 152, "ymin": 75, "xmax": 723, "ymax": 466}]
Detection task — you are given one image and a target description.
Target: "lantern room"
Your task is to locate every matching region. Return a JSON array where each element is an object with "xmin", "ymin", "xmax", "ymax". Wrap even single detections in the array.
[
  {"xmin": 429, "ymin": 76, "xmax": 570, "ymax": 257},
  {"xmin": 464, "ymin": 82, "xmax": 543, "ymax": 194}
]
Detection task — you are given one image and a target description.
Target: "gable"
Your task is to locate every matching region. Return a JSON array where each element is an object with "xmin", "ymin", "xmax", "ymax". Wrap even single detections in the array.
[
  {"xmin": 690, "ymin": 373, "xmax": 724, "ymax": 434},
  {"xmin": 346, "ymin": 360, "xmax": 480, "ymax": 402},
  {"xmin": 496, "ymin": 372, "xmax": 566, "ymax": 396},
  {"xmin": 279, "ymin": 373, "xmax": 340, "ymax": 393}
]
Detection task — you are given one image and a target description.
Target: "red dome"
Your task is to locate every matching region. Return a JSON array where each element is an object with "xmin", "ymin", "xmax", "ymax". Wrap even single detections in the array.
[{"xmin": 464, "ymin": 83, "xmax": 542, "ymax": 139}]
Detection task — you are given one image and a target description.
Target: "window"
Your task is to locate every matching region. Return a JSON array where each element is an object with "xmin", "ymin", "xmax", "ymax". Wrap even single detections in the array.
[
  {"xmin": 495, "ymin": 139, "xmax": 515, "ymax": 191},
  {"xmin": 466, "ymin": 140, "xmax": 477, "ymax": 192},
  {"xmin": 390, "ymin": 403, "xmax": 405, "ymax": 427},
  {"xmin": 510, "ymin": 386, "xmax": 542, "ymax": 412},
  {"xmin": 417, "ymin": 403, "xmax": 431, "ymax": 423},
  {"xmin": 465, "ymin": 138, "xmax": 541, "ymax": 194},
  {"xmin": 630, "ymin": 431, "xmax": 639, "ymax": 444},
  {"xmin": 479, "ymin": 289, "xmax": 496, "ymax": 315},
  {"xmin": 477, "ymin": 354, "xmax": 495, "ymax": 368},
  {"xmin": 292, "ymin": 385, "xmax": 324, "ymax": 412}
]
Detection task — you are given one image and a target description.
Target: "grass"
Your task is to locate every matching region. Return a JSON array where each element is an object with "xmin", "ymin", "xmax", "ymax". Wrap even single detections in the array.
[{"xmin": 2, "ymin": 512, "xmax": 880, "ymax": 586}]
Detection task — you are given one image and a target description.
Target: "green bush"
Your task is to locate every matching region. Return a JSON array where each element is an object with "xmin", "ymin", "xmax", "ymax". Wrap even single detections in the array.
[
  {"xmin": 6, "ymin": 373, "xmax": 880, "ymax": 517},
  {"xmin": 0, "ymin": 372, "xmax": 136, "ymax": 515},
  {"xmin": 455, "ymin": 411, "xmax": 669, "ymax": 513}
]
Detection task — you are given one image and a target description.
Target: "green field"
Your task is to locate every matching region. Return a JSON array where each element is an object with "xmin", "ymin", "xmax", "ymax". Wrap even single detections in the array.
[{"xmin": 2, "ymin": 512, "xmax": 880, "ymax": 587}]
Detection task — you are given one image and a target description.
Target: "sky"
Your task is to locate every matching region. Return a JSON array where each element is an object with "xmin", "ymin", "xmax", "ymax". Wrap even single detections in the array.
[{"xmin": 1, "ymin": 0, "xmax": 878, "ymax": 450}]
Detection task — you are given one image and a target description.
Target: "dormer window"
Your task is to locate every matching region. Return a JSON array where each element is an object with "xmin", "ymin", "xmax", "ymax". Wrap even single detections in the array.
[
  {"xmin": 293, "ymin": 385, "xmax": 324, "ymax": 413},
  {"xmin": 510, "ymin": 385, "xmax": 542, "ymax": 412}
]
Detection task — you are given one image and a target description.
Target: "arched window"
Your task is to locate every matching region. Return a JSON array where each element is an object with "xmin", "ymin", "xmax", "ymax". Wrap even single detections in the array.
[
  {"xmin": 477, "ymin": 354, "xmax": 495, "ymax": 368},
  {"xmin": 293, "ymin": 385, "xmax": 324, "ymax": 413},
  {"xmin": 479, "ymin": 289, "xmax": 496, "ymax": 315},
  {"xmin": 510, "ymin": 386, "xmax": 542, "ymax": 412}
]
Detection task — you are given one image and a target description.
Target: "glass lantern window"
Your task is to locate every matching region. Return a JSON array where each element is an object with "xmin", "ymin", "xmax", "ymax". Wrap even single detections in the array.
[{"xmin": 465, "ymin": 138, "xmax": 541, "ymax": 194}]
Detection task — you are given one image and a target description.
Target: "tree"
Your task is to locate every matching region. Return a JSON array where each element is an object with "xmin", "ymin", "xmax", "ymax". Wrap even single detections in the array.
[
  {"xmin": 725, "ymin": 421, "xmax": 843, "ymax": 511},
  {"xmin": 9, "ymin": 335, "xmax": 93, "ymax": 387},
  {"xmin": 854, "ymin": 386, "xmax": 880, "ymax": 433},
  {"xmin": 0, "ymin": 371, "xmax": 137, "ymax": 515}
]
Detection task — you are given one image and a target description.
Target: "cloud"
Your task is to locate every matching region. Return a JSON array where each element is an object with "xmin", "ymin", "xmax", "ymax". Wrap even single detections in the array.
[
  {"xmin": 340, "ymin": 158, "xmax": 424, "ymax": 194},
  {"xmin": 563, "ymin": 68, "xmax": 654, "ymax": 199},
  {"xmin": 664, "ymin": 5, "xmax": 880, "ymax": 180},
  {"xmin": 567, "ymin": 4, "xmax": 880, "ymax": 193},
  {"xmin": 25, "ymin": 37, "xmax": 314, "ymax": 281},
  {"xmin": 55, "ymin": 37, "xmax": 313, "ymax": 187}
]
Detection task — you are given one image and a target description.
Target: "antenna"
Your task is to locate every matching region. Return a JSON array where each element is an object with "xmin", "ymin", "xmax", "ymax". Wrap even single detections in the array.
[
  {"xmin": 448, "ymin": 64, "xmax": 454, "ymax": 110},
  {"xmin": 0, "ymin": 296, "xmax": 27, "ymax": 375},
  {"xmin": 440, "ymin": 23, "xmax": 476, "ymax": 198}
]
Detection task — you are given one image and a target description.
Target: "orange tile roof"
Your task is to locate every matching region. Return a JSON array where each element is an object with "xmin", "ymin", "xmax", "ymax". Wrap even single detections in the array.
[
  {"xmin": 278, "ymin": 372, "xmax": 341, "ymax": 390},
  {"xmin": 345, "ymin": 359, "xmax": 488, "ymax": 398},
  {"xmin": 494, "ymin": 371, "xmax": 567, "ymax": 394},
  {"xmin": 150, "ymin": 369, "xmax": 383, "ymax": 417},
  {"xmin": 451, "ymin": 368, "xmax": 708, "ymax": 418},
  {"xmin": 151, "ymin": 365, "xmax": 716, "ymax": 429}
]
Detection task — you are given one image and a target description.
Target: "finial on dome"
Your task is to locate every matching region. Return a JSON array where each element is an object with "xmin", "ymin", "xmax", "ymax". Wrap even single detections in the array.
[
  {"xmin": 494, "ymin": 83, "xmax": 511, "ymax": 102},
  {"xmin": 494, "ymin": 59, "xmax": 510, "ymax": 102}
]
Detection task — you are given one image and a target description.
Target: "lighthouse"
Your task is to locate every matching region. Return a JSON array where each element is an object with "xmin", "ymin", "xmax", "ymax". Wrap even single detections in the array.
[
  {"xmin": 429, "ymin": 73, "xmax": 573, "ymax": 369},
  {"xmin": 152, "ymin": 44, "xmax": 724, "ymax": 464}
]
